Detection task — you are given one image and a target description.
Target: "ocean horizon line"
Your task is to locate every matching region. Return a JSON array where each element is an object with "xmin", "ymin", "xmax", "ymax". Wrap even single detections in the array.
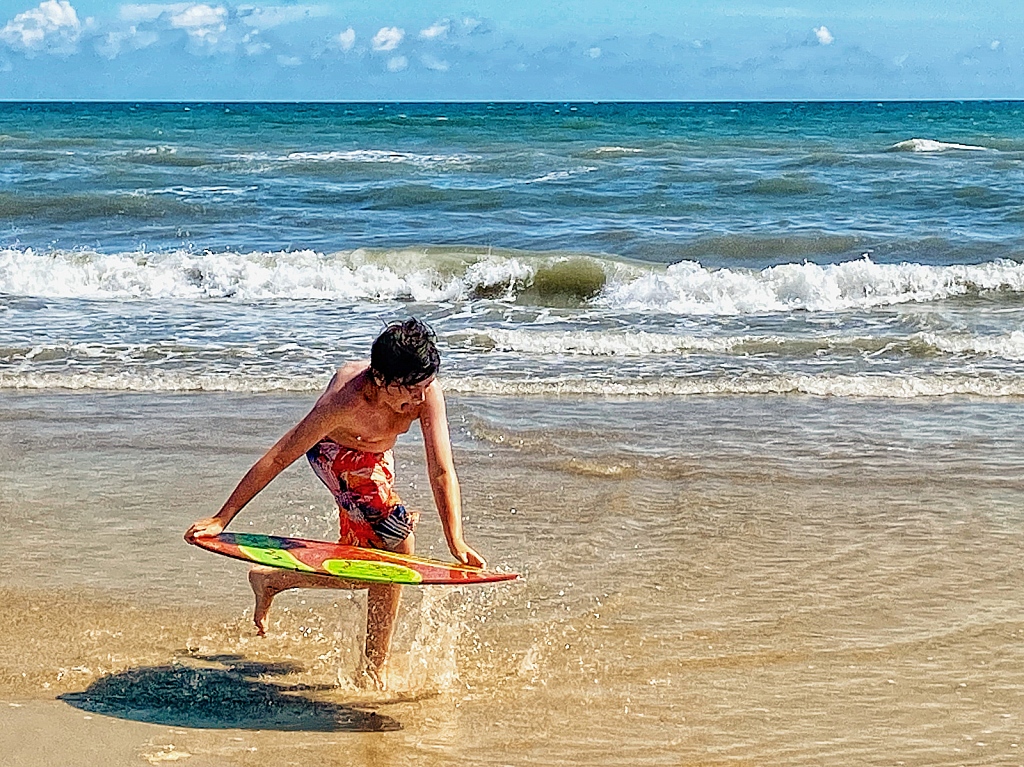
[{"xmin": 2, "ymin": 98, "xmax": 1023, "ymax": 106}]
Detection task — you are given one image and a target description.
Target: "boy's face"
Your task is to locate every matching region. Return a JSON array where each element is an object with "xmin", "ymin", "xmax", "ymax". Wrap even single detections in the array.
[{"xmin": 383, "ymin": 376, "xmax": 435, "ymax": 412}]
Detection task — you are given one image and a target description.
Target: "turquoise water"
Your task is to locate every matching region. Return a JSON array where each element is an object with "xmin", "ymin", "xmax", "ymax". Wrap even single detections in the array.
[{"xmin": 3, "ymin": 101, "xmax": 1023, "ymax": 259}]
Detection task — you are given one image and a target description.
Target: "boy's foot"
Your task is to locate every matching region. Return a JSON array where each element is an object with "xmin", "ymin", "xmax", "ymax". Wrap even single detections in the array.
[
  {"xmin": 357, "ymin": 663, "xmax": 387, "ymax": 692},
  {"xmin": 248, "ymin": 568, "xmax": 281, "ymax": 636}
]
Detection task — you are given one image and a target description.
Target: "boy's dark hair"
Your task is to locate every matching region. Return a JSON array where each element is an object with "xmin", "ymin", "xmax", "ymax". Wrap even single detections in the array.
[{"xmin": 370, "ymin": 318, "xmax": 440, "ymax": 387}]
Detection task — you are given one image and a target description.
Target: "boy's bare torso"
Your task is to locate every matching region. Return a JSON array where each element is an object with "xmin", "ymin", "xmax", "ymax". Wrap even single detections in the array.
[{"xmin": 318, "ymin": 361, "xmax": 424, "ymax": 454}]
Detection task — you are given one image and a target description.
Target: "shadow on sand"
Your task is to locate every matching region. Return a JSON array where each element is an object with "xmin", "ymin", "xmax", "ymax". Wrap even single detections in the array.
[{"xmin": 58, "ymin": 654, "xmax": 400, "ymax": 732}]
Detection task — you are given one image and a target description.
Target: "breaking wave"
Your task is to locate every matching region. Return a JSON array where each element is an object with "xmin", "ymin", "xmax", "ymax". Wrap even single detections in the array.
[
  {"xmin": 599, "ymin": 257, "xmax": 1024, "ymax": 314},
  {"xmin": 3, "ymin": 247, "xmax": 1023, "ymax": 314},
  {"xmin": 444, "ymin": 373, "xmax": 1024, "ymax": 399}
]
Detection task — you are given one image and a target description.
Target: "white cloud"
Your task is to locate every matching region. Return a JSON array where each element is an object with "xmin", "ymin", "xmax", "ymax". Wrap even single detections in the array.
[
  {"xmin": 276, "ymin": 53, "xmax": 299, "ymax": 66},
  {"xmin": 111, "ymin": 2, "xmax": 309, "ymax": 57},
  {"xmin": 94, "ymin": 2, "xmax": 339, "ymax": 60},
  {"xmin": 337, "ymin": 26, "xmax": 354, "ymax": 51},
  {"xmin": 242, "ymin": 29, "xmax": 268, "ymax": 55},
  {"xmin": 587, "ymin": 47, "xmax": 600, "ymax": 59},
  {"xmin": 420, "ymin": 20, "xmax": 448, "ymax": 40},
  {"xmin": 372, "ymin": 25, "xmax": 403, "ymax": 51},
  {"xmin": 421, "ymin": 52, "xmax": 448, "ymax": 71},
  {"xmin": 165, "ymin": 3, "xmax": 229, "ymax": 47},
  {"xmin": 171, "ymin": 4, "xmax": 226, "ymax": 33},
  {"xmin": 386, "ymin": 54, "xmax": 407, "ymax": 71},
  {"xmin": 1, "ymin": 0, "xmax": 81, "ymax": 53},
  {"xmin": 120, "ymin": 3, "xmax": 320, "ymax": 28},
  {"xmin": 990, "ymin": 40, "xmax": 1001, "ymax": 50},
  {"xmin": 814, "ymin": 25, "xmax": 834, "ymax": 45}
]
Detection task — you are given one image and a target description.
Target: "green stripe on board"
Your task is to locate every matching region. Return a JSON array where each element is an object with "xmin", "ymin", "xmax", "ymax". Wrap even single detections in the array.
[
  {"xmin": 238, "ymin": 544, "xmax": 317, "ymax": 572},
  {"xmin": 322, "ymin": 559, "xmax": 424, "ymax": 584}
]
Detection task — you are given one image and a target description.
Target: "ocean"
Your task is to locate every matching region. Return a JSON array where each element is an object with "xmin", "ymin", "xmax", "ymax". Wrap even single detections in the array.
[{"xmin": 2, "ymin": 101, "xmax": 1024, "ymax": 765}]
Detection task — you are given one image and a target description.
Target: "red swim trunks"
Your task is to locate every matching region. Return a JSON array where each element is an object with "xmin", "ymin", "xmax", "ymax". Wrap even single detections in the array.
[{"xmin": 306, "ymin": 438, "xmax": 419, "ymax": 551}]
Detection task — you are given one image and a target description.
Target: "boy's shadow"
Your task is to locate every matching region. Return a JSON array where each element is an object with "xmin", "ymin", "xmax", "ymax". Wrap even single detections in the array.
[{"xmin": 58, "ymin": 654, "xmax": 400, "ymax": 732}]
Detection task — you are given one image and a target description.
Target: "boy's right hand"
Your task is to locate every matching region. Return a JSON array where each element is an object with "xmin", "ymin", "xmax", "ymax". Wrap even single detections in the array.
[
  {"xmin": 450, "ymin": 539, "xmax": 487, "ymax": 570},
  {"xmin": 185, "ymin": 517, "xmax": 226, "ymax": 542}
]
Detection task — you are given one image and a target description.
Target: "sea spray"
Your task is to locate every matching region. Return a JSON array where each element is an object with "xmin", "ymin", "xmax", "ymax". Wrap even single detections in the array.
[{"xmin": 393, "ymin": 587, "xmax": 468, "ymax": 693}]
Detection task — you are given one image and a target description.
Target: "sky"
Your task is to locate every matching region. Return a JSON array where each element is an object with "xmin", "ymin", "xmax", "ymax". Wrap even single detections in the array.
[{"xmin": 0, "ymin": 0, "xmax": 1021, "ymax": 100}]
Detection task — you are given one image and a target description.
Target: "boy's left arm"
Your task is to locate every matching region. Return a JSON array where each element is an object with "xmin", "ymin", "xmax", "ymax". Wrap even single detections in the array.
[{"xmin": 421, "ymin": 382, "xmax": 486, "ymax": 569}]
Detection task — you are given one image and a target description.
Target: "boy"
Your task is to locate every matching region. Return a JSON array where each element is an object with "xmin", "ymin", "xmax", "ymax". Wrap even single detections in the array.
[{"xmin": 186, "ymin": 319, "xmax": 485, "ymax": 689}]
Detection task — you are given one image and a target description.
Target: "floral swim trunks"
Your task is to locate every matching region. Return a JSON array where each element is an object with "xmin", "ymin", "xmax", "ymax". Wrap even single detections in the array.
[{"xmin": 306, "ymin": 438, "xmax": 419, "ymax": 551}]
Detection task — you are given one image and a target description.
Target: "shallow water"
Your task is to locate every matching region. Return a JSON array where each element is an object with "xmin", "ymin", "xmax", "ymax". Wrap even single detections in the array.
[{"xmin": 2, "ymin": 390, "xmax": 1023, "ymax": 765}]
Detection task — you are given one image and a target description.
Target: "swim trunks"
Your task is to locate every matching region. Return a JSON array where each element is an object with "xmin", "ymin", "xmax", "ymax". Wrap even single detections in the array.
[{"xmin": 306, "ymin": 438, "xmax": 418, "ymax": 551}]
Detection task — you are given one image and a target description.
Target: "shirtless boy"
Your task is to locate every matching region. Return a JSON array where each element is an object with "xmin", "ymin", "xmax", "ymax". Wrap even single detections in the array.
[{"xmin": 185, "ymin": 319, "xmax": 485, "ymax": 689}]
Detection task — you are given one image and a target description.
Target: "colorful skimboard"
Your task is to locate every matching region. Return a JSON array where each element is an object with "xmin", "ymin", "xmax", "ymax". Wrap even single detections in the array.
[{"xmin": 189, "ymin": 532, "xmax": 519, "ymax": 585}]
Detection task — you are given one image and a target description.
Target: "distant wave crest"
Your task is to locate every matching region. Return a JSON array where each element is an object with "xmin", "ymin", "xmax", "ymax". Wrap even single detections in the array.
[
  {"xmin": 887, "ymin": 138, "xmax": 990, "ymax": 153},
  {"xmin": 0, "ymin": 371, "xmax": 325, "ymax": 393},
  {"xmin": 459, "ymin": 328, "xmax": 1024, "ymax": 362}
]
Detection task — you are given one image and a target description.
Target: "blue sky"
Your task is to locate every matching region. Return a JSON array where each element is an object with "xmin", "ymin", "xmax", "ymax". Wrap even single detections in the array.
[{"xmin": 0, "ymin": 0, "xmax": 1021, "ymax": 100}]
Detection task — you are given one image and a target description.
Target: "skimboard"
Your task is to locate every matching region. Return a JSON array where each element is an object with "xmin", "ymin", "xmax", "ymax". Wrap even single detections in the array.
[{"xmin": 188, "ymin": 532, "xmax": 519, "ymax": 585}]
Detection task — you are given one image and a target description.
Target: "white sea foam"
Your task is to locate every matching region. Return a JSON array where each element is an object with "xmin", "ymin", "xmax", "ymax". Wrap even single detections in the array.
[
  {"xmin": 922, "ymin": 330, "xmax": 1024, "ymax": 361},
  {"xmin": 600, "ymin": 257, "xmax": 1024, "ymax": 314},
  {"xmin": 3, "ymin": 248, "xmax": 1024, "ymax": 314},
  {"xmin": 150, "ymin": 185, "xmax": 257, "ymax": 198},
  {"xmin": 0, "ymin": 370, "xmax": 326, "ymax": 392},
  {"xmin": 523, "ymin": 167, "xmax": 598, "ymax": 184},
  {"xmin": 479, "ymin": 329, "xmax": 745, "ymax": 356},
  {"xmin": 9, "ymin": 331, "xmax": 1022, "ymax": 372},
  {"xmin": 283, "ymin": 149, "xmax": 474, "ymax": 168},
  {"xmin": 0, "ymin": 247, "xmax": 466, "ymax": 301},
  {"xmin": 888, "ymin": 138, "xmax": 990, "ymax": 153},
  {"xmin": 443, "ymin": 374, "xmax": 1024, "ymax": 399},
  {"xmin": 132, "ymin": 145, "xmax": 179, "ymax": 155},
  {"xmin": 0, "ymin": 247, "xmax": 555, "ymax": 303},
  {"xmin": 472, "ymin": 328, "xmax": 1024, "ymax": 360},
  {"xmin": 4, "ymin": 370, "xmax": 1022, "ymax": 398}
]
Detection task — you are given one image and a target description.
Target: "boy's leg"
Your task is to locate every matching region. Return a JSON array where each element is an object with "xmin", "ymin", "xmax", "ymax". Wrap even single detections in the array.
[
  {"xmin": 249, "ymin": 567, "xmax": 360, "ymax": 636},
  {"xmin": 364, "ymin": 533, "xmax": 414, "ymax": 690},
  {"xmin": 248, "ymin": 532, "xmax": 415, "ymax": 689}
]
